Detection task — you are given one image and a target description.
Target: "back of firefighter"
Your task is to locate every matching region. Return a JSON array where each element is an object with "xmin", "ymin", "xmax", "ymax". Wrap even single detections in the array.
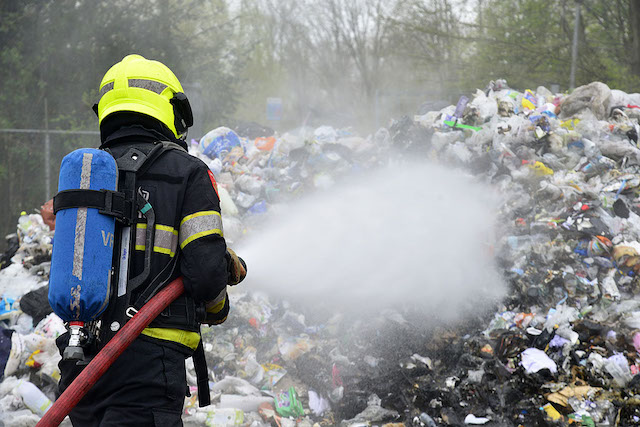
[{"xmin": 56, "ymin": 54, "xmax": 246, "ymax": 426}]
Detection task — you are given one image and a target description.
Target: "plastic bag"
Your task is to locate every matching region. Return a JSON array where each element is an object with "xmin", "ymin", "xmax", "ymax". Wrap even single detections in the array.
[{"xmin": 200, "ymin": 127, "xmax": 242, "ymax": 159}]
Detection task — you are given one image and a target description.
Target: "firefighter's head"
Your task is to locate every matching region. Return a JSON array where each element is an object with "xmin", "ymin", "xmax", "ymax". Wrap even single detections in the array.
[{"xmin": 93, "ymin": 54, "xmax": 193, "ymax": 140}]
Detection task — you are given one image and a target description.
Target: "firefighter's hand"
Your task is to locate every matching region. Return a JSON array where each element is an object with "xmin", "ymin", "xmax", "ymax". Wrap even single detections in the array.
[{"xmin": 226, "ymin": 248, "xmax": 247, "ymax": 286}]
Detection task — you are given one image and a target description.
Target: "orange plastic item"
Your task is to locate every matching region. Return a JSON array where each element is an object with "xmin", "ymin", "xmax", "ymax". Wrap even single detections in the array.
[
  {"xmin": 480, "ymin": 344, "xmax": 494, "ymax": 356},
  {"xmin": 514, "ymin": 312, "xmax": 534, "ymax": 328},
  {"xmin": 255, "ymin": 136, "xmax": 276, "ymax": 151},
  {"xmin": 41, "ymin": 199, "xmax": 56, "ymax": 231}
]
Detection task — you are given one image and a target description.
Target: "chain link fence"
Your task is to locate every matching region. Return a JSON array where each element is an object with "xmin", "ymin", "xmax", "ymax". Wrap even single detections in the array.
[{"xmin": 0, "ymin": 129, "xmax": 100, "ymax": 251}]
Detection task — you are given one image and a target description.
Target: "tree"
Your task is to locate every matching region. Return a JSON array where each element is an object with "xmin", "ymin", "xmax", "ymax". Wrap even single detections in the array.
[
  {"xmin": 0, "ymin": 0, "xmax": 242, "ymax": 244},
  {"xmin": 389, "ymin": 0, "xmax": 472, "ymax": 97}
]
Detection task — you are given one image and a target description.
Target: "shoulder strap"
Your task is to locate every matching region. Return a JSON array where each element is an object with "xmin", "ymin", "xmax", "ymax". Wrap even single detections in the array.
[{"xmin": 98, "ymin": 141, "xmax": 188, "ymax": 346}]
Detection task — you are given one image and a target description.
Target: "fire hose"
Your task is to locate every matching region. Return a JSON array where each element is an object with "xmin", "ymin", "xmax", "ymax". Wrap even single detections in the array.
[{"xmin": 36, "ymin": 277, "xmax": 185, "ymax": 427}]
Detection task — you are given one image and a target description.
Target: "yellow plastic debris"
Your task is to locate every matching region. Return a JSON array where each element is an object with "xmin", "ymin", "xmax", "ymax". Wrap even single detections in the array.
[
  {"xmin": 522, "ymin": 89, "xmax": 536, "ymax": 110},
  {"xmin": 541, "ymin": 403, "xmax": 563, "ymax": 421},
  {"xmin": 561, "ymin": 118, "xmax": 581, "ymax": 130},
  {"xmin": 25, "ymin": 350, "xmax": 42, "ymax": 368},
  {"xmin": 528, "ymin": 161, "xmax": 554, "ymax": 176}
]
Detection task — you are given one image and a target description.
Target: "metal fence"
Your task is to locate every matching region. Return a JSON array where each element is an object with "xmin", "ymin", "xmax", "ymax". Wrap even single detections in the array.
[{"xmin": 0, "ymin": 129, "xmax": 100, "ymax": 250}]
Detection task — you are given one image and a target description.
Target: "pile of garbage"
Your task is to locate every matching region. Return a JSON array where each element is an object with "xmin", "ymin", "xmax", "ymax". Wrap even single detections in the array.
[
  {"xmin": 4, "ymin": 80, "xmax": 640, "ymax": 426},
  {"xmin": 0, "ymin": 212, "xmax": 64, "ymax": 426},
  {"xmin": 188, "ymin": 124, "xmax": 387, "ymax": 245}
]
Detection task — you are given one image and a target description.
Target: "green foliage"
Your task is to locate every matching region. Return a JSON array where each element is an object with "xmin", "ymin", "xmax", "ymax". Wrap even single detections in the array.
[
  {"xmin": 0, "ymin": 0, "xmax": 242, "ymax": 245},
  {"xmin": 597, "ymin": 56, "xmax": 640, "ymax": 93},
  {"xmin": 464, "ymin": 0, "xmax": 570, "ymax": 90}
]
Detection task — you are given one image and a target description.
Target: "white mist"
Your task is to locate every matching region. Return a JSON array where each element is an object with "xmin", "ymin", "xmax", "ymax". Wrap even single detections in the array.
[{"xmin": 235, "ymin": 161, "xmax": 506, "ymax": 322}]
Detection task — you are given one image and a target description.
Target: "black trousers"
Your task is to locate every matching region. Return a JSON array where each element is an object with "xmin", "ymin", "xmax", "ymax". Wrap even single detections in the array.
[{"xmin": 57, "ymin": 334, "xmax": 187, "ymax": 427}]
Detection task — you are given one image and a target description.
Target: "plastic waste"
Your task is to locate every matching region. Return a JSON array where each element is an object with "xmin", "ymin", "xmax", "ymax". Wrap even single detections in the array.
[
  {"xmin": 520, "ymin": 348, "xmax": 557, "ymax": 374},
  {"xmin": 205, "ymin": 408, "xmax": 244, "ymax": 426},
  {"xmin": 314, "ymin": 126, "xmax": 338, "ymax": 144},
  {"xmin": 218, "ymin": 394, "xmax": 274, "ymax": 412},
  {"xmin": 0, "ymin": 296, "xmax": 18, "ymax": 320},
  {"xmin": 278, "ymin": 335, "xmax": 313, "ymax": 361},
  {"xmin": 418, "ymin": 412, "xmax": 438, "ymax": 427},
  {"xmin": 560, "ymin": 82, "xmax": 612, "ymax": 120},
  {"xmin": 261, "ymin": 363, "xmax": 286, "ymax": 388},
  {"xmin": 604, "ymin": 353, "xmax": 633, "ymax": 387},
  {"xmin": 541, "ymin": 403, "xmax": 563, "ymax": 422},
  {"xmin": 17, "ymin": 212, "xmax": 32, "ymax": 241},
  {"xmin": 211, "ymin": 377, "xmax": 262, "ymax": 397},
  {"xmin": 274, "ymin": 387, "xmax": 304, "ymax": 418},
  {"xmin": 342, "ymin": 394, "xmax": 400, "ymax": 424},
  {"xmin": 16, "ymin": 380, "xmax": 52, "ymax": 416},
  {"xmin": 255, "ymin": 136, "xmax": 276, "ymax": 151},
  {"xmin": 308, "ymin": 390, "xmax": 330, "ymax": 416},
  {"xmin": 234, "ymin": 192, "xmax": 256, "ymax": 209},
  {"xmin": 464, "ymin": 414, "xmax": 491, "ymax": 424},
  {"xmin": 200, "ymin": 127, "xmax": 242, "ymax": 159}
]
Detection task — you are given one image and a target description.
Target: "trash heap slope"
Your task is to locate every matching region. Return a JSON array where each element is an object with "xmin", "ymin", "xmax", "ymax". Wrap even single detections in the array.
[{"xmin": 4, "ymin": 80, "xmax": 640, "ymax": 425}]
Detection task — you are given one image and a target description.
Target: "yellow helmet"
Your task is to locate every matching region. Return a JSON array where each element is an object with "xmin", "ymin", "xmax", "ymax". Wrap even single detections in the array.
[{"xmin": 93, "ymin": 54, "xmax": 193, "ymax": 139}]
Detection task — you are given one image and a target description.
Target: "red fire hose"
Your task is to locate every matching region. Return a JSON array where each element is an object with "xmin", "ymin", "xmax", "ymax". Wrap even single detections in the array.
[{"xmin": 37, "ymin": 277, "xmax": 185, "ymax": 427}]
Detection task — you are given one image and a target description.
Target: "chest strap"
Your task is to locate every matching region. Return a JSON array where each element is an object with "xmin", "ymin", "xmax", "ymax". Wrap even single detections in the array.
[{"xmin": 53, "ymin": 189, "xmax": 134, "ymax": 223}]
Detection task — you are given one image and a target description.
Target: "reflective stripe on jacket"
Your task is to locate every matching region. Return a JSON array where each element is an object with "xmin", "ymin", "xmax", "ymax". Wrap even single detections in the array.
[{"xmin": 104, "ymin": 138, "xmax": 229, "ymax": 351}]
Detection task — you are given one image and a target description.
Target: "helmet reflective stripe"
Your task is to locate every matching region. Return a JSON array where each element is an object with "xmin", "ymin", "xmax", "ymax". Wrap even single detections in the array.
[
  {"xmin": 128, "ymin": 79, "xmax": 168, "ymax": 95},
  {"xmin": 97, "ymin": 79, "xmax": 167, "ymax": 103},
  {"xmin": 98, "ymin": 82, "xmax": 114, "ymax": 99}
]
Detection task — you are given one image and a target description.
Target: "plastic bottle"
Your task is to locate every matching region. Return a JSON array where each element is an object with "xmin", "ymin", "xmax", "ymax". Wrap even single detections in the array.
[
  {"xmin": 17, "ymin": 380, "xmax": 53, "ymax": 416},
  {"xmin": 17, "ymin": 211, "xmax": 32, "ymax": 241},
  {"xmin": 419, "ymin": 412, "xmax": 438, "ymax": 427}
]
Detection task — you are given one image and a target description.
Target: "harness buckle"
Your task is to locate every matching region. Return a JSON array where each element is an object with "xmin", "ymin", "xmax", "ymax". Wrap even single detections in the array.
[
  {"xmin": 99, "ymin": 190, "xmax": 132, "ymax": 224},
  {"xmin": 125, "ymin": 307, "xmax": 138, "ymax": 318}
]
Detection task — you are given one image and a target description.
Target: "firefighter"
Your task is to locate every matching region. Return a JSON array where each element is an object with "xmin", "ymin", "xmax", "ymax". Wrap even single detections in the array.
[{"xmin": 56, "ymin": 54, "xmax": 246, "ymax": 426}]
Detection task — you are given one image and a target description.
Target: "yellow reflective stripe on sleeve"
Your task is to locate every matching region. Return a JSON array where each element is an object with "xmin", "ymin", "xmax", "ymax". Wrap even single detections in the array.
[
  {"xmin": 206, "ymin": 296, "xmax": 226, "ymax": 314},
  {"xmin": 140, "ymin": 327, "xmax": 201, "ymax": 350},
  {"xmin": 135, "ymin": 223, "xmax": 179, "ymax": 257},
  {"xmin": 179, "ymin": 211, "xmax": 223, "ymax": 249},
  {"xmin": 206, "ymin": 289, "xmax": 227, "ymax": 313},
  {"xmin": 207, "ymin": 288, "xmax": 226, "ymax": 306},
  {"xmin": 180, "ymin": 229, "xmax": 223, "ymax": 249}
]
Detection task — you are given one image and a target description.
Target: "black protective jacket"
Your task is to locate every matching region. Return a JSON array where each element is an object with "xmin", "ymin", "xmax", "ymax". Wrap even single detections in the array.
[{"xmin": 99, "ymin": 118, "xmax": 229, "ymax": 346}]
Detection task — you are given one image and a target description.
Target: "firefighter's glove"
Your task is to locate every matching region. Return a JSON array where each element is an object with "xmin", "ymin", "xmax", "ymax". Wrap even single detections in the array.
[
  {"xmin": 204, "ymin": 289, "xmax": 229, "ymax": 326},
  {"xmin": 226, "ymin": 248, "xmax": 247, "ymax": 286}
]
